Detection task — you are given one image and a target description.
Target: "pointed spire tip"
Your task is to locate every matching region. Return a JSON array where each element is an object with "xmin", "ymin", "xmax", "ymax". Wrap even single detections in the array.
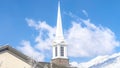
[{"xmin": 55, "ymin": 0, "xmax": 64, "ymax": 40}]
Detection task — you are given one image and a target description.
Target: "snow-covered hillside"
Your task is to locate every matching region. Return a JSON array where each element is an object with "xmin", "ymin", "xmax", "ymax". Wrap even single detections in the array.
[{"xmin": 74, "ymin": 52, "xmax": 120, "ymax": 68}]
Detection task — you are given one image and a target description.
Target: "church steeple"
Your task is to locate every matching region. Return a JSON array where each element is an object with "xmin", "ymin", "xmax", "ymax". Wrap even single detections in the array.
[
  {"xmin": 53, "ymin": 0, "xmax": 67, "ymax": 58},
  {"xmin": 51, "ymin": 1, "xmax": 69, "ymax": 66}
]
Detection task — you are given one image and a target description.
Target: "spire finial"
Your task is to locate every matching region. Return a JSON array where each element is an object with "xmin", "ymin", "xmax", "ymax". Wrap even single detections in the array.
[{"xmin": 55, "ymin": 1, "xmax": 64, "ymax": 41}]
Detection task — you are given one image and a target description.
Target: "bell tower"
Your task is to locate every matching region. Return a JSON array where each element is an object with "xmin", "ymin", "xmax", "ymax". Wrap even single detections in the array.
[{"xmin": 51, "ymin": 1, "xmax": 69, "ymax": 66}]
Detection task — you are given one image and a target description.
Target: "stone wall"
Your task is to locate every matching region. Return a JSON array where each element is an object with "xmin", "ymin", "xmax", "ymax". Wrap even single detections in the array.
[{"xmin": 51, "ymin": 58, "xmax": 69, "ymax": 66}]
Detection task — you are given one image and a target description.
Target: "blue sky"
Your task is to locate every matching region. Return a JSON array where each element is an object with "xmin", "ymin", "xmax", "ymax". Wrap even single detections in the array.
[{"xmin": 0, "ymin": 0, "xmax": 120, "ymax": 63}]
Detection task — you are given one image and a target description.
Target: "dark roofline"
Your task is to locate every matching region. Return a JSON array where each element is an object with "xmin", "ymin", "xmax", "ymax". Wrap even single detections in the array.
[{"xmin": 0, "ymin": 45, "xmax": 30, "ymax": 64}]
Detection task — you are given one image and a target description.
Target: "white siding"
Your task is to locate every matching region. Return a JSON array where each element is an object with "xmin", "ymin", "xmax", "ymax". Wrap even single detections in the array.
[{"xmin": 0, "ymin": 51, "xmax": 31, "ymax": 68}]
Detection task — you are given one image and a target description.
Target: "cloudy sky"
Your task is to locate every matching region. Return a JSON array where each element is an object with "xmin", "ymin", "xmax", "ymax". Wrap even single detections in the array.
[{"xmin": 0, "ymin": 0, "xmax": 120, "ymax": 64}]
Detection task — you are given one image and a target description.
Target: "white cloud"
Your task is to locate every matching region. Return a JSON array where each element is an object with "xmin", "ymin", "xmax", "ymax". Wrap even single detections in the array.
[
  {"xmin": 26, "ymin": 18, "xmax": 55, "ymax": 51},
  {"xmin": 82, "ymin": 10, "xmax": 88, "ymax": 17},
  {"xmin": 18, "ymin": 19, "xmax": 55, "ymax": 61},
  {"xmin": 18, "ymin": 15, "xmax": 120, "ymax": 62},
  {"xmin": 18, "ymin": 40, "xmax": 45, "ymax": 61},
  {"xmin": 67, "ymin": 19, "xmax": 120, "ymax": 57},
  {"xmin": 70, "ymin": 62, "xmax": 79, "ymax": 67}
]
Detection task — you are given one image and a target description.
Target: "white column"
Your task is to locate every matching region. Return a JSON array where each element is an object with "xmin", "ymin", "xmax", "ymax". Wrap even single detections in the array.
[
  {"xmin": 57, "ymin": 45, "xmax": 60, "ymax": 58},
  {"xmin": 64, "ymin": 46, "xmax": 68, "ymax": 58},
  {"xmin": 52, "ymin": 46, "xmax": 55, "ymax": 59}
]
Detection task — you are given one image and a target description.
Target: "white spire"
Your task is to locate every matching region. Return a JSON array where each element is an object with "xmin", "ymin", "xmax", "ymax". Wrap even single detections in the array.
[
  {"xmin": 55, "ymin": 1, "xmax": 64, "ymax": 41},
  {"xmin": 52, "ymin": 1, "xmax": 68, "ymax": 60}
]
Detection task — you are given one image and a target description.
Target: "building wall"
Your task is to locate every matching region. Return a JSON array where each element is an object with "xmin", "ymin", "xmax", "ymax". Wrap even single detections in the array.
[
  {"xmin": 0, "ymin": 51, "xmax": 31, "ymax": 68},
  {"xmin": 52, "ymin": 58, "xmax": 69, "ymax": 66}
]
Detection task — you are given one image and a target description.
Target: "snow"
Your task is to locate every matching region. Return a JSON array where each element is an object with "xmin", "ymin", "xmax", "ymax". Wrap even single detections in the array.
[{"xmin": 74, "ymin": 52, "xmax": 120, "ymax": 68}]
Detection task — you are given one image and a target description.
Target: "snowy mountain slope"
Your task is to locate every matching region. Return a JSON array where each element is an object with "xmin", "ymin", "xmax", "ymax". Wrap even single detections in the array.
[{"xmin": 78, "ymin": 52, "xmax": 120, "ymax": 68}]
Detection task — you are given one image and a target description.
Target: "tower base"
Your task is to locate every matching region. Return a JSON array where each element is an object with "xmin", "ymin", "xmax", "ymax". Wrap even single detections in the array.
[{"xmin": 51, "ymin": 58, "xmax": 69, "ymax": 66}]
